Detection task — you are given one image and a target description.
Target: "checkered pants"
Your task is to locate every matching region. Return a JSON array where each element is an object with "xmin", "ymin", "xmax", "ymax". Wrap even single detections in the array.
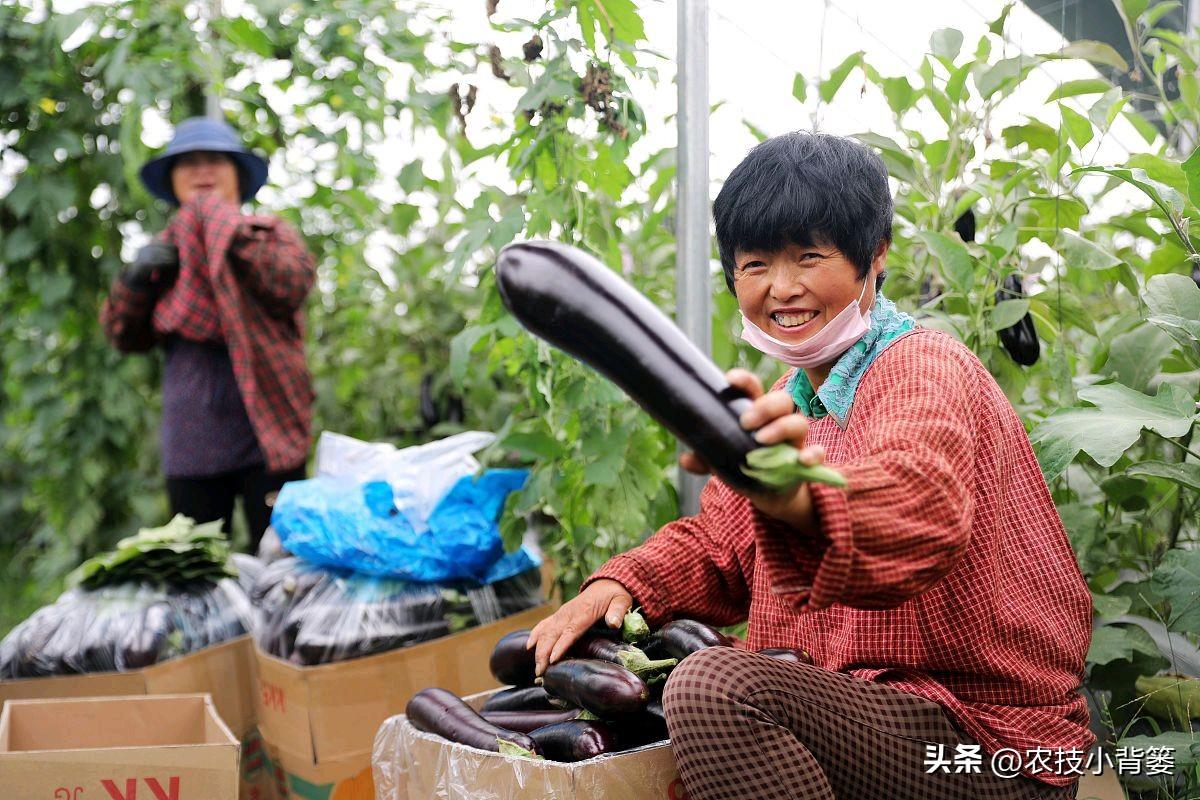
[{"xmin": 661, "ymin": 647, "xmax": 1077, "ymax": 800}]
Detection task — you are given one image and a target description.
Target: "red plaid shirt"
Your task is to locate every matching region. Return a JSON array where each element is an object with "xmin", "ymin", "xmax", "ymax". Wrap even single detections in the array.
[
  {"xmin": 101, "ymin": 194, "xmax": 315, "ymax": 471},
  {"xmin": 588, "ymin": 329, "xmax": 1094, "ymax": 787}
]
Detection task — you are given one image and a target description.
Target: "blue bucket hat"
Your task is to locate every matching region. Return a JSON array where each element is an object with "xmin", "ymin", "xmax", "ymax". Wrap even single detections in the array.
[{"xmin": 139, "ymin": 117, "xmax": 269, "ymax": 206}]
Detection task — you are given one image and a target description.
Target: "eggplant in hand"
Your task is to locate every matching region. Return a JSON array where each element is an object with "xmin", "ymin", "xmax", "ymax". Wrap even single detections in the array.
[
  {"xmin": 406, "ymin": 688, "xmax": 540, "ymax": 756},
  {"xmin": 567, "ymin": 633, "xmax": 677, "ymax": 678},
  {"xmin": 490, "ymin": 629, "xmax": 538, "ymax": 686},
  {"xmin": 496, "ymin": 241, "xmax": 765, "ymax": 493},
  {"xmin": 541, "ymin": 659, "xmax": 650, "ymax": 717}
]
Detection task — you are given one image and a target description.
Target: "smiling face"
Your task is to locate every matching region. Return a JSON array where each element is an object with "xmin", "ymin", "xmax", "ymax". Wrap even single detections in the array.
[
  {"xmin": 169, "ymin": 151, "xmax": 241, "ymax": 206},
  {"xmin": 733, "ymin": 239, "xmax": 886, "ymax": 343}
]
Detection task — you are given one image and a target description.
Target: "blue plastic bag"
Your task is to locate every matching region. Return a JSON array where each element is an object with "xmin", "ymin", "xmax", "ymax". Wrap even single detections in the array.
[{"xmin": 271, "ymin": 468, "xmax": 534, "ymax": 583}]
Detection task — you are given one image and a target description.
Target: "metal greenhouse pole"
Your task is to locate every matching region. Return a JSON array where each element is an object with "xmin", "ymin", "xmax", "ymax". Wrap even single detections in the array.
[
  {"xmin": 676, "ymin": 0, "xmax": 711, "ymax": 517},
  {"xmin": 205, "ymin": 0, "xmax": 223, "ymax": 119}
]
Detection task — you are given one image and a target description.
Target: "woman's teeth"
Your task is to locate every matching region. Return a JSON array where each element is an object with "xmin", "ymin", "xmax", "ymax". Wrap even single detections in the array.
[{"xmin": 771, "ymin": 311, "xmax": 819, "ymax": 328}]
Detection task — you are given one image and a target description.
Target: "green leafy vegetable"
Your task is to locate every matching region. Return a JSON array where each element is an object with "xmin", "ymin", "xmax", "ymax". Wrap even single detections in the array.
[{"xmin": 69, "ymin": 514, "xmax": 234, "ymax": 589}]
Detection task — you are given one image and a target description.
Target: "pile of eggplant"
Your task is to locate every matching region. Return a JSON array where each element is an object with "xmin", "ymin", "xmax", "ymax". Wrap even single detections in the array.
[
  {"xmin": 0, "ymin": 577, "xmax": 253, "ymax": 678},
  {"xmin": 251, "ymin": 557, "xmax": 544, "ymax": 666},
  {"xmin": 406, "ymin": 612, "xmax": 811, "ymax": 762}
]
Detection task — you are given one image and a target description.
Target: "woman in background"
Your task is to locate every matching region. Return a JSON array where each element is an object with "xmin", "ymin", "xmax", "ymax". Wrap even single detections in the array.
[{"xmin": 102, "ymin": 116, "xmax": 315, "ymax": 552}]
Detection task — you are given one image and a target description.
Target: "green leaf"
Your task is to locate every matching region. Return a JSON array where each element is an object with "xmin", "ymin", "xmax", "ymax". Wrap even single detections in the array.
[
  {"xmin": 820, "ymin": 51, "xmax": 864, "ymax": 103},
  {"xmin": 1045, "ymin": 78, "xmax": 1111, "ymax": 102},
  {"xmin": 1104, "ymin": 325, "xmax": 1175, "ymax": 391},
  {"xmin": 398, "ymin": 161, "xmax": 426, "ymax": 193},
  {"xmin": 791, "ymin": 73, "xmax": 807, "ymax": 103},
  {"xmin": 1029, "ymin": 382, "xmax": 1196, "ymax": 475},
  {"xmin": 1145, "ymin": 272, "xmax": 1200, "ymax": 315},
  {"xmin": 1128, "ymin": 461, "xmax": 1200, "ymax": 493},
  {"xmin": 988, "ymin": 2, "xmax": 1013, "ymax": 34},
  {"xmin": 1087, "ymin": 624, "xmax": 1160, "ymax": 665},
  {"xmin": 917, "ymin": 231, "xmax": 974, "ymax": 294},
  {"xmin": 1152, "ymin": 549, "xmax": 1200, "ymax": 633},
  {"xmin": 1135, "ymin": 675, "xmax": 1200, "ymax": 726},
  {"xmin": 1182, "ymin": 145, "xmax": 1200, "ymax": 211},
  {"xmin": 1145, "ymin": 1, "xmax": 1183, "ymax": 27},
  {"xmin": 1143, "ymin": 273, "xmax": 1200, "ymax": 359},
  {"xmin": 977, "ymin": 56, "xmax": 1033, "ymax": 99},
  {"xmin": 1116, "ymin": 731, "xmax": 1200, "ymax": 769},
  {"xmin": 501, "ymin": 431, "xmax": 559, "ymax": 461},
  {"xmin": 577, "ymin": 0, "xmax": 645, "ymax": 47},
  {"xmin": 1056, "ymin": 230, "xmax": 1121, "ymax": 271},
  {"xmin": 742, "ymin": 120, "xmax": 768, "ymax": 142},
  {"xmin": 449, "ymin": 324, "xmax": 494, "ymax": 385},
  {"xmin": 853, "ymin": 132, "xmax": 917, "ymax": 182},
  {"xmin": 224, "ymin": 17, "xmax": 275, "ymax": 58},
  {"xmin": 1043, "ymin": 40, "xmax": 1129, "ymax": 72},
  {"xmin": 1118, "ymin": 0, "xmax": 1151, "ymax": 21},
  {"xmin": 1072, "ymin": 165, "xmax": 1187, "ymax": 226},
  {"xmin": 929, "ymin": 28, "xmax": 963, "ymax": 62},
  {"xmin": 1087, "ymin": 87, "xmax": 1129, "ymax": 129},
  {"xmin": 989, "ymin": 299, "xmax": 1030, "ymax": 331},
  {"xmin": 1001, "ymin": 120, "xmax": 1059, "ymax": 153},
  {"xmin": 879, "ymin": 76, "xmax": 915, "ymax": 115},
  {"xmin": 1092, "ymin": 593, "xmax": 1132, "ymax": 621},
  {"xmin": 1058, "ymin": 104, "xmax": 1094, "ymax": 149},
  {"xmin": 1124, "ymin": 110, "xmax": 1161, "ymax": 144},
  {"xmin": 3, "ymin": 227, "xmax": 38, "ymax": 262}
]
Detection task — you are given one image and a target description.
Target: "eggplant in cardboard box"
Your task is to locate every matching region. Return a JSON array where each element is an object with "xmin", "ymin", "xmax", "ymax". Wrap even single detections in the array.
[
  {"xmin": 252, "ymin": 602, "xmax": 555, "ymax": 800},
  {"xmin": 372, "ymin": 689, "xmax": 682, "ymax": 800}
]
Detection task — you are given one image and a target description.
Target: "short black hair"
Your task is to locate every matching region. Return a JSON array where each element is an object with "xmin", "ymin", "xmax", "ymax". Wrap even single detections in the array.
[{"xmin": 713, "ymin": 132, "xmax": 893, "ymax": 293}]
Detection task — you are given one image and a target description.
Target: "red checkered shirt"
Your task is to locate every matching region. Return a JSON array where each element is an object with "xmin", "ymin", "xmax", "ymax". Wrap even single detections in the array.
[
  {"xmin": 588, "ymin": 328, "xmax": 1094, "ymax": 787},
  {"xmin": 101, "ymin": 194, "xmax": 315, "ymax": 471}
]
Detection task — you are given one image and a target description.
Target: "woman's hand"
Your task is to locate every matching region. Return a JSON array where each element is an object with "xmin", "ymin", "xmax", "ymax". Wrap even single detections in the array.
[
  {"xmin": 120, "ymin": 241, "xmax": 179, "ymax": 293},
  {"xmin": 680, "ymin": 368, "xmax": 824, "ymax": 531},
  {"xmin": 525, "ymin": 579, "xmax": 633, "ymax": 677}
]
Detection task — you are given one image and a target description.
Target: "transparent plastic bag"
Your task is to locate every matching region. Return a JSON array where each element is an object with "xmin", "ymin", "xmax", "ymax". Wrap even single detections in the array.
[
  {"xmin": 373, "ymin": 712, "xmax": 676, "ymax": 800},
  {"xmin": 250, "ymin": 555, "xmax": 544, "ymax": 667},
  {"xmin": 0, "ymin": 578, "xmax": 253, "ymax": 679}
]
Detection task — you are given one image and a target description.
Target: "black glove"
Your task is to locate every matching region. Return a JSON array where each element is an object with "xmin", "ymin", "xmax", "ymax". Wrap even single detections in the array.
[{"xmin": 120, "ymin": 241, "xmax": 179, "ymax": 292}]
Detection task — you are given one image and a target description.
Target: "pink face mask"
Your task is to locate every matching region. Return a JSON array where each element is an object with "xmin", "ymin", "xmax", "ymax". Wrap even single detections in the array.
[{"xmin": 740, "ymin": 278, "xmax": 873, "ymax": 368}]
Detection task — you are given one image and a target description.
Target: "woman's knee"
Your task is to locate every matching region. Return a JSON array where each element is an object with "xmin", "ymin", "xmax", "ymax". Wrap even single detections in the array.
[{"xmin": 663, "ymin": 647, "xmax": 775, "ymax": 717}]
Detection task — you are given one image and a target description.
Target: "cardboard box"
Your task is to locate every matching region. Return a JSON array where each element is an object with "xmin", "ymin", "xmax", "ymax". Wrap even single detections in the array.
[
  {"xmin": 373, "ymin": 689, "xmax": 1127, "ymax": 800},
  {"xmin": 0, "ymin": 635, "xmax": 263, "ymax": 798},
  {"xmin": 0, "ymin": 635, "xmax": 257, "ymax": 739},
  {"xmin": 253, "ymin": 603, "xmax": 555, "ymax": 800},
  {"xmin": 0, "ymin": 694, "xmax": 240, "ymax": 800},
  {"xmin": 373, "ymin": 688, "xmax": 680, "ymax": 800}
]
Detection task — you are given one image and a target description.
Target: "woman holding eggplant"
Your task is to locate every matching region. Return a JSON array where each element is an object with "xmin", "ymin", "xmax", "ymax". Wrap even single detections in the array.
[
  {"xmin": 526, "ymin": 133, "xmax": 1091, "ymax": 799},
  {"xmin": 101, "ymin": 117, "xmax": 315, "ymax": 551}
]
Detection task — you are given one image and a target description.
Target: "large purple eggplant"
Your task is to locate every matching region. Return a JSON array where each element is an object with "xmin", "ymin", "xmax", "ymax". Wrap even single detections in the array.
[
  {"xmin": 406, "ymin": 688, "xmax": 540, "ymax": 755},
  {"xmin": 541, "ymin": 659, "xmax": 650, "ymax": 717},
  {"xmin": 529, "ymin": 720, "xmax": 620, "ymax": 762},
  {"xmin": 495, "ymin": 241, "xmax": 763, "ymax": 493}
]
